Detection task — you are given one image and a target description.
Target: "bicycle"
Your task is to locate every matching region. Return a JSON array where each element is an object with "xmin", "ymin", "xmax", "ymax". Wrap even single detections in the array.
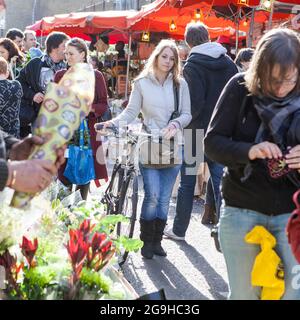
[{"xmin": 96, "ymin": 123, "xmax": 148, "ymax": 265}]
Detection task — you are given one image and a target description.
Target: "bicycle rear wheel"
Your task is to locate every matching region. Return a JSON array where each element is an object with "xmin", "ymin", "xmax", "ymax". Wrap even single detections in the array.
[{"xmin": 117, "ymin": 173, "xmax": 138, "ymax": 265}]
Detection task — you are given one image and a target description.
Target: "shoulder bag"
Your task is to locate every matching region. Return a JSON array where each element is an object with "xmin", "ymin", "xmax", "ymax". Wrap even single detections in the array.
[
  {"xmin": 63, "ymin": 119, "xmax": 96, "ymax": 185},
  {"xmin": 139, "ymin": 80, "xmax": 182, "ymax": 169}
]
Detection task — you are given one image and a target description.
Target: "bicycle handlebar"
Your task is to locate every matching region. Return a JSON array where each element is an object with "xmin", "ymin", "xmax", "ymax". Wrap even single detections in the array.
[
  {"xmin": 95, "ymin": 123, "xmax": 119, "ymax": 135},
  {"xmin": 95, "ymin": 123, "xmax": 155, "ymax": 138}
]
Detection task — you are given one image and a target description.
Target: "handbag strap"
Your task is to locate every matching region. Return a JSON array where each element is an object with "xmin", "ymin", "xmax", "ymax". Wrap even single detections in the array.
[
  {"xmin": 79, "ymin": 119, "xmax": 92, "ymax": 149},
  {"xmin": 172, "ymin": 80, "xmax": 179, "ymax": 116}
]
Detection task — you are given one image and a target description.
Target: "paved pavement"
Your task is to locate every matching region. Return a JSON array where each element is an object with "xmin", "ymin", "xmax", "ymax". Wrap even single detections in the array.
[
  {"xmin": 91, "ymin": 160, "xmax": 229, "ymax": 300},
  {"xmin": 120, "ymin": 195, "xmax": 229, "ymax": 300}
]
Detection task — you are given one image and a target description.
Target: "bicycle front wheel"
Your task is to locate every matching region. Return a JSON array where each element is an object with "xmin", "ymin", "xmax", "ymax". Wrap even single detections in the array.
[{"xmin": 117, "ymin": 173, "xmax": 138, "ymax": 264}]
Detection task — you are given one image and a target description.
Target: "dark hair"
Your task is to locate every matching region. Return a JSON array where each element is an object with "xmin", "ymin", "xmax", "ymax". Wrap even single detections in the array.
[
  {"xmin": 99, "ymin": 35, "xmax": 109, "ymax": 45},
  {"xmin": 88, "ymin": 34, "xmax": 109, "ymax": 52},
  {"xmin": 45, "ymin": 32, "xmax": 70, "ymax": 55},
  {"xmin": 66, "ymin": 37, "xmax": 88, "ymax": 62},
  {"xmin": 89, "ymin": 55, "xmax": 103, "ymax": 71},
  {"xmin": 185, "ymin": 22, "xmax": 209, "ymax": 48},
  {"xmin": 245, "ymin": 28, "xmax": 300, "ymax": 96},
  {"xmin": 5, "ymin": 28, "xmax": 24, "ymax": 41},
  {"xmin": 0, "ymin": 56, "xmax": 8, "ymax": 74},
  {"xmin": 235, "ymin": 48, "xmax": 254, "ymax": 68},
  {"xmin": 116, "ymin": 41, "xmax": 125, "ymax": 51},
  {"xmin": 0, "ymin": 38, "xmax": 23, "ymax": 63}
]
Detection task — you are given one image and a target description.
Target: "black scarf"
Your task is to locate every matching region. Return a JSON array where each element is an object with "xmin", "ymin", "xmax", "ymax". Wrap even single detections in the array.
[
  {"xmin": 44, "ymin": 54, "xmax": 67, "ymax": 74},
  {"xmin": 253, "ymin": 94, "xmax": 300, "ymax": 149},
  {"xmin": 241, "ymin": 93, "xmax": 300, "ymax": 186}
]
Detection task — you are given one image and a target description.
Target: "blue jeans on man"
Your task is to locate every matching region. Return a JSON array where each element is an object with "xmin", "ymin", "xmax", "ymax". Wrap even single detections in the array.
[{"xmin": 172, "ymin": 156, "xmax": 223, "ymax": 238}]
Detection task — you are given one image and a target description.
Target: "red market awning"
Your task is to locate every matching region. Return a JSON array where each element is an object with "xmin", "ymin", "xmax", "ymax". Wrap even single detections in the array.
[
  {"xmin": 127, "ymin": 0, "xmax": 300, "ymax": 39},
  {"xmin": 26, "ymin": 10, "xmax": 137, "ymax": 41},
  {"xmin": 127, "ymin": 0, "xmax": 249, "ymax": 39}
]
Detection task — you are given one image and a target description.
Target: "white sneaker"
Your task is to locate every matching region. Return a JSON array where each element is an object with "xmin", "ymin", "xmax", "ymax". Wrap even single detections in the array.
[{"xmin": 164, "ymin": 227, "xmax": 185, "ymax": 241}]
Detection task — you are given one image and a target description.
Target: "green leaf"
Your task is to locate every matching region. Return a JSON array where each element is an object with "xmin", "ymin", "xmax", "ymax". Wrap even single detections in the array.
[
  {"xmin": 115, "ymin": 236, "xmax": 143, "ymax": 252},
  {"xmin": 51, "ymin": 199, "xmax": 61, "ymax": 211}
]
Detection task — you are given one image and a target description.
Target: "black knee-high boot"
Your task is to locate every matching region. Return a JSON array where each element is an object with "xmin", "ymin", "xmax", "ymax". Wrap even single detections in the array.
[
  {"xmin": 140, "ymin": 219, "xmax": 155, "ymax": 259},
  {"xmin": 153, "ymin": 218, "xmax": 167, "ymax": 256}
]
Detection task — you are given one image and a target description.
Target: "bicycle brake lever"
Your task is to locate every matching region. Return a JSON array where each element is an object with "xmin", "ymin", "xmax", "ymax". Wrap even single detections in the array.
[{"xmin": 95, "ymin": 123, "xmax": 119, "ymax": 135}]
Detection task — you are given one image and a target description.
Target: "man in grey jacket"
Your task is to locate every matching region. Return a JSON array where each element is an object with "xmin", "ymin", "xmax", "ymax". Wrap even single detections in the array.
[{"xmin": 164, "ymin": 22, "xmax": 238, "ymax": 243}]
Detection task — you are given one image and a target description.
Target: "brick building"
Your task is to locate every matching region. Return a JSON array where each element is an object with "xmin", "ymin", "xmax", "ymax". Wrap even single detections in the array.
[{"xmin": 4, "ymin": 0, "xmax": 151, "ymax": 34}]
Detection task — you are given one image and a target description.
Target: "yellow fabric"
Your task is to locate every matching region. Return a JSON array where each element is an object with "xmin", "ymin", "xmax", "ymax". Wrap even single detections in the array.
[
  {"xmin": 11, "ymin": 63, "xmax": 95, "ymax": 208},
  {"xmin": 244, "ymin": 226, "xmax": 285, "ymax": 300}
]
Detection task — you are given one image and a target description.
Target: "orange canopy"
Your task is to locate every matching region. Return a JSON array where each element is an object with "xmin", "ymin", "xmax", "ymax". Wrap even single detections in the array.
[
  {"xmin": 127, "ymin": 0, "xmax": 249, "ymax": 39},
  {"xmin": 127, "ymin": 0, "xmax": 299, "ymax": 39}
]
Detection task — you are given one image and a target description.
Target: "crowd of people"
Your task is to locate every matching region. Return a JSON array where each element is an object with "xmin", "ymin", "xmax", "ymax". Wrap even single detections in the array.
[{"xmin": 0, "ymin": 22, "xmax": 300, "ymax": 300}]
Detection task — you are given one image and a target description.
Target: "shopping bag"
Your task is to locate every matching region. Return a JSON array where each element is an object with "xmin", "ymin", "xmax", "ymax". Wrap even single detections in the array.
[
  {"xmin": 245, "ymin": 226, "xmax": 285, "ymax": 300},
  {"xmin": 64, "ymin": 119, "xmax": 95, "ymax": 185}
]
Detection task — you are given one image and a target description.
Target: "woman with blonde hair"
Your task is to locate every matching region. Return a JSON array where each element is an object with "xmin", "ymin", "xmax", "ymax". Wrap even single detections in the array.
[{"xmin": 97, "ymin": 39, "xmax": 192, "ymax": 259}]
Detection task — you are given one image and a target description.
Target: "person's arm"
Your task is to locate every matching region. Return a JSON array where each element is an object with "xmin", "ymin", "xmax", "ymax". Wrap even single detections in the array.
[
  {"xmin": 204, "ymin": 74, "xmax": 254, "ymax": 168},
  {"xmin": 92, "ymin": 71, "xmax": 108, "ymax": 118},
  {"xmin": 16, "ymin": 60, "xmax": 37, "ymax": 102},
  {"xmin": 4, "ymin": 159, "xmax": 57, "ymax": 193},
  {"xmin": 0, "ymin": 160, "xmax": 9, "ymax": 191},
  {"xmin": 183, "ymin": 64, "xmax": 206, "ymax": 124},
  {"xmin": 111, "ymin": 80, "xmax": 142, "ymax": 126},
  {"xmin": 0, "ymin": 129, "xmax": 16, "ymax": 190},
  {"xmin": 3, "ymin": 131, "xmax": 19, "ymax": 152},
  {"xmin": 14, "ymin": 80, "xmax": 23, "ymax": 100}
]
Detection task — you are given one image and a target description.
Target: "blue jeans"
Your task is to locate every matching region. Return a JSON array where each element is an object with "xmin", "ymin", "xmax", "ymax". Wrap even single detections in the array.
[
  {"xmin": 205, "ymin": 178, "xmax": 215, "ymax": 208},
  {"xmin": 139, "ymin": 164, "xmax": 181, "ymax": 221},
  {"xmin": 219, "ymin": 205, "xmax": 300, "ymax": 300},
  {"xmin": 173, "ymin": 157, "xmax": 223, "ymax": 237}
]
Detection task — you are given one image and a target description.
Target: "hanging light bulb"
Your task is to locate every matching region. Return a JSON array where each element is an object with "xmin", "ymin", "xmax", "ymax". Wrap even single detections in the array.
[
  {"xmin": 195, "ymin": 9, "xmax": 201, "ymax": 20},
  {"xmin": 169, "ymin": 19, "xmax": 177, "ymax": 32},
  {"xmin": 237, "ymin": 0, "xmax": 249, "ymax": 5},
  {"xmin": 243, "ymin": 20, "xmax": 248, "ymax": 27},
  {"xmin": 141, "ymin": 31, "xmax": 150, "ymax": 42}
]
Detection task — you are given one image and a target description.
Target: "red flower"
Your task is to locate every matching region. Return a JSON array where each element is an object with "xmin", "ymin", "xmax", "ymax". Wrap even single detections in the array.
[
  {"xmin": 91, "ymin": 232, "xmax": 107, "ymax": 253},
  {"xmin": 66, "ymin": 229, "xmax": 89, "ymax": 280},
  {"xmin": 79, "ymin": 219, "xmax": 95, "ymax": 241},
  {"xmin": 87, "ymin": 232, "xmax": 115, "ymax": 270},
  {"xmin": 20, "ymin": 236, "xmax": 38, "ymax": 268},
  {"xmin": 0, "ymin": 250, "xmax": 23, "ymax": 294}
]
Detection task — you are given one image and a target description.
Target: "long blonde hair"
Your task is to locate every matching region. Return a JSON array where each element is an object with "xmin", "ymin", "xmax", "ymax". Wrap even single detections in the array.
[{"xmin": 137, "ymin": 39, "xmax": 181, "ymax": 86}]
